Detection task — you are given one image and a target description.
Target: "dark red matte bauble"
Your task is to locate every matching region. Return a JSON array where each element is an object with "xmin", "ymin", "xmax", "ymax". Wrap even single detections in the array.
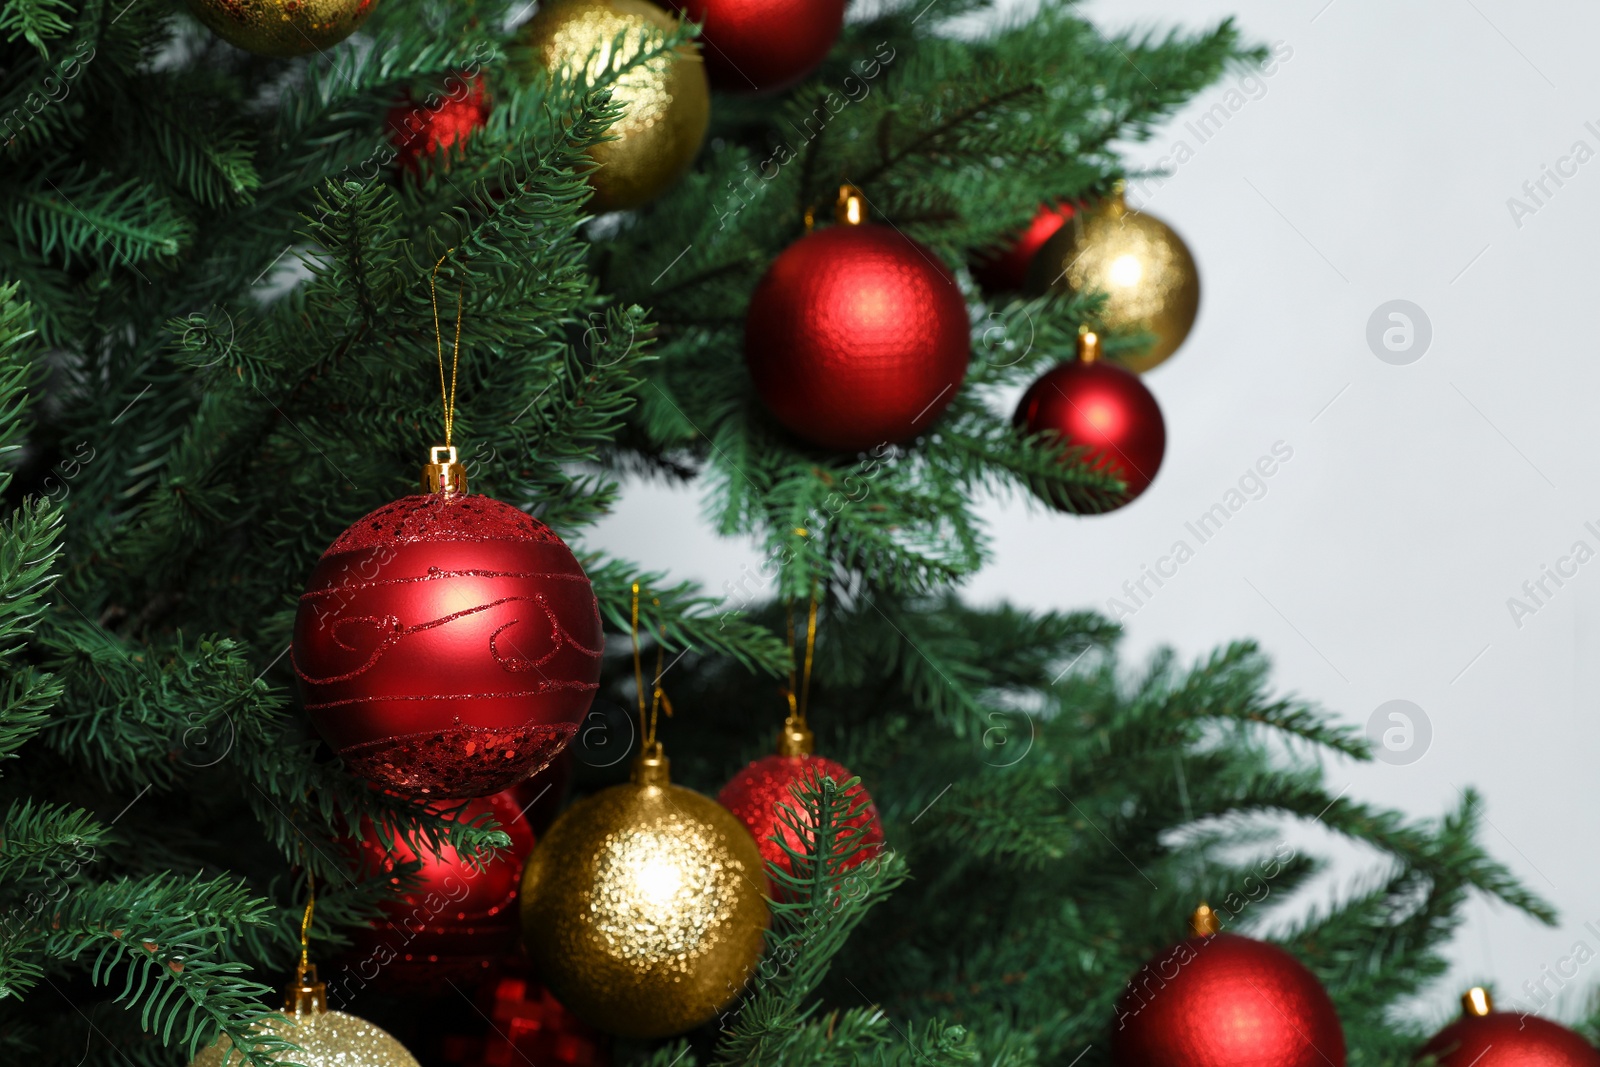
[
  {"xmin": 348, "ymin": 789, "xmax": 536, "ymax": 993},
  {"xmin": 1015, "ymin": 358, "xmax": 1165, "ymax": 510},
  {"xmin": 972, "ymin": 201, "xmax": 1074, "ymax": 295},
  {"xmin": 746, "ymin": 223, "xmax": 970, "ymax": 452},
  {"xmin": 292, "ymin": 492, "xmax": 603, "ymax": 798},
  {"xmin": 718, "ymin": 753, "xmax": 884, "ymax": 876},
  {"xmin": 668, "ymin": 0, "xmax": 845, "ymax": 92},
  {"xmin": 388, "ymin": 76, "xmax": 489, "ymax": 171},
  {"xmin": 1420, "ymin": 1010, "xmax": 1600, "ymax": 1067},
  {"xmin": 1112, "ymin": 932, "xmax": 1346, "ymax": 1067}
]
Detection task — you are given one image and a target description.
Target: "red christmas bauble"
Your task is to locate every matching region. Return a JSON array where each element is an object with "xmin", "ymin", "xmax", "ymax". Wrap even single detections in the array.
[
  {"xmin": 511, "ymin": 748, "xmax": 573, "ymax": 838},
  {"xmin": 668, "ymin": 0, "xmax": 845, "ymax": 92},
  {"xmin": 292, "ymin": 492, "xmax": 604, "ymax": 798},
  {"xmin": 349, "ymin": 789, "xmax": 536, "ymax": 992},
  {"xmin": 388, "ymin": 76, "xmax": 490, "ymax": 171},
  {"xmin": 439, "ymin": 969, "xmax": 605, "ymax": 1067},
  {"xmin": 1419, "ymin": 992, "xmax": 1600, "ymax": 1067},
  {"xmin": 1112, "ymin": 927, "xmax": 1345, "ymax": 1067},
  {"xmin": 718, "ymin": 752, "xmax": 883, "ymax": 877},
  {"xmin": 1014, "ymin": 337, "xmax": 1165, "ymax": 511},
  {"xmin": 972, "ymin": 201, "xmax": 1074, "ymax": 295},
  {"xmin": 746, "ymin": 222, "xmax": 970, "ymax": 452}
]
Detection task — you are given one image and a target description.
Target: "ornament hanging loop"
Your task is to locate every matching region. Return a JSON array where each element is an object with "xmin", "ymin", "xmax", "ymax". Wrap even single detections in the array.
[{"xmin": 425, "ymin": 250, "xmax": 467, "ymax": 493}]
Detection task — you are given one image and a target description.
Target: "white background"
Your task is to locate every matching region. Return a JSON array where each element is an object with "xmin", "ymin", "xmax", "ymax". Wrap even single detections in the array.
[{"xmin": 588, "ymin": 0, "xmax": 1600, "ymax": 1027}]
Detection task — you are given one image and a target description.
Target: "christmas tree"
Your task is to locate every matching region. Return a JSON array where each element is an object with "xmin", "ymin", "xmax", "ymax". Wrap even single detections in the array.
[{"xmin": 0, "ymin": 0, "xmax": 1561, "ymax": 1064}]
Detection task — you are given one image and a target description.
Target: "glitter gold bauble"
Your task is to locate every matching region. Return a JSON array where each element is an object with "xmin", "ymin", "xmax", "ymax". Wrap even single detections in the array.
[
  {"xmin": 184, "ymin": 0, "xmax": 375, "ymax": 58},
  {"xmin": 520, "ymin": 744, "xmax": 768, "ymax": 1038},
  {"xmin": 1028, "ymin": 188, "xmax": 1200, "ymax": 373},
  {"xmin": 518, "ymin": 0, "xmax": 711, "ymax": 212},
  {"xmin": 189, "ymin": 967, "xmax": 419, "ymax": 1067}
]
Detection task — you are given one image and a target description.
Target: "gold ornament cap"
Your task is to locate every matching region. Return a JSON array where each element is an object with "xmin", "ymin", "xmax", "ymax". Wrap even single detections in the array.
[
  {"xmin": 1077, "ymin": 327, "xmax": 1102, "ymax": 365},
  {"xmin": 421, "ymin": 445, "xmax": 468, "ymax": 495},
  {"xmin": 631, "ymin": 741, "xmax": 671, "ymax": 787},
  {"xmin": 285, "ymin": 963, "xmax": 328, "ymax": 1016},
  {"xmin": 1462, "ymin": 986, "xmax": 1494, "ymax": 1016},
  {"xmin": 777, "ymin": 715, "xmax": 815, "ymax": 757},
  {"xmin": 1190, "ymin": 903, "xmax": 1221, "ymax": 936},
  {"xmin": 835, "ymin": 184, "xmax": 868, "ymax": 226}
]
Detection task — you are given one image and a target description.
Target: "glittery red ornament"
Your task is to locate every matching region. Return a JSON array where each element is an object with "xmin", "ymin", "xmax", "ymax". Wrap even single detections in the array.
[
  {"xmin": 972, "ymin": 201, "xmax": 1074, "ymax": 296},
  {"xmin": 439, "ymin": 968, "xmax": 605, "ymax": 1067},
  {"xmin": 667, "ymin": 0, "xmax": 845, "ymax": 92},
  {"xmin": 388, "ymin": 76, "xmax": 490, "ymax": 171},
  {"xmin": 1419, "ymin": 989, "xmax": 1600, "ymax": 1067},
  {"xmin": 1014, "ymin": 331, "xmax": 1165, "ymax": 511},
  {"xmin": 292, "ymin": 491, "xmax": 603, "ymax": 798},
  {"xmin": 1112, "ymin": 909, "xmax": 1345, "ymax": 1067},
  {"xmin": 348, "ymin": 789, "xmax": 536, "ymax": 993},
  {"xmin": 746, "ymin": 191, "xmax": 970, "ymax": 452},
  {"xmin": 717, "ymin": 721, "xmax": 883, "ymax": 877}
]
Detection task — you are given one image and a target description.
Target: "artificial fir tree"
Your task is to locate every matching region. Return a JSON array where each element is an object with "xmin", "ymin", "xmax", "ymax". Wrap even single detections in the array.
[{"xmin": 0, "ymin": 0, "xmax": 1565, "ymax": 1065}]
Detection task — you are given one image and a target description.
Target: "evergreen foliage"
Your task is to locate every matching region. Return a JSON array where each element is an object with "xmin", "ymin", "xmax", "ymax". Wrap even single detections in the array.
[{"xmin": 0, "ymin": 0, "xmax": 1555, "ymax": 1064}]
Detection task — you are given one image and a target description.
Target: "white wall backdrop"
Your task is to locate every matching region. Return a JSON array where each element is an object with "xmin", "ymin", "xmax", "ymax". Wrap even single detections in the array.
[{"xmin": 587, "ymin": 0, "xmax": 1600, "ymax": 1026}]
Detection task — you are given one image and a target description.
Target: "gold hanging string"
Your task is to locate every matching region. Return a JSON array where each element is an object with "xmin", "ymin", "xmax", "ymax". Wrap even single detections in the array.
[
  {"xmin": 648, "ymin": 598, "xmax": 673, "ymax": 744},
  {"xmin": 430, "ymin": 251, "xmax": 465, "ymax": 447},
  {"xmin": 630, "ymin": 583, "xmax": 674, "ymax": 749},
  {"xmin": 297, "ymin": 866, "xmax": 316, "ymax": 982},
  {"xmin": 798, "ymin": 587, "xmax": 819, "ymax": 724}
]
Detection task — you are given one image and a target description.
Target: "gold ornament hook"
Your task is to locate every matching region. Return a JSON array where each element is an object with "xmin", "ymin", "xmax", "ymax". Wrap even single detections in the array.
[
  {"xmin": 422, "ymin": 444, "xmax": 468, "ymax": 495},
  {"xmin": 1462, "ymin": 987, "xmax": 1493, "ymax": 1016},
  {"xmin": 1190, "ymin": 903, "xmax": 1221, "ymax": 936}
]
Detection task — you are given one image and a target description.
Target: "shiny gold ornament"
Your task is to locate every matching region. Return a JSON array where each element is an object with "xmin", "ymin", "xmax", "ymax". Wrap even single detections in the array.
[
  {"xmin": 1028, "ymin": 186, "xmax": 1200, "ymax": 373},
  {"xmin": 184, "ymin": 0, "xmax": 375, "ymax": 58},
  {"xmin": 518, "ymin": 0, "xmax": 710, "ymax": 212},
  {"xmin": 189, "ymin": 965, "xmax": 419, "ymax": 1067},
  {"xmin": 520, "ymin": 743, "xmax": 768, "ymax": 1038}
]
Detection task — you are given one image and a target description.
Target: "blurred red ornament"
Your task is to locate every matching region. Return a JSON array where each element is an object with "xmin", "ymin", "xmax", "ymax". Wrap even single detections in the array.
[
  {"xmin": 971, "ymin": 201, "xmax": 1074, "ymax": 295},
  {"xmin": 511, "ymin": 749, "xmax": 573, "ymax": 838},
  {"xmin": 717, "ymin": 717, "xmax": 883, "ymax": 877},
  {"xmin": 440, "ymin": 969, "xmax": 605, "ymax": 1067},
  {"xmin": 1419, "ymin": 988, "xmax": 1600, "ymax": 1067},
  {"xmin": 293, "ymin": 489, "xmax": 603, "ymax": 798},
  {"xmin": 1112, "ymin": 906, "xmax": 1345, "ymax": 1067},
  {"xmin": 350, "ymin": 789, "xmax": 536, "ymax": 993},
  {"xmin": 667, "ymin": 0, "xmax": 845, "ymax": 92},
  {"xmin": 1014, "ymin": 330, "xmax": 1165, "ymax": 511},
  {"xmin": 388, "ymin": 76, "xmax": 490, "ymax": 171},
  {"xmin": 746, "ymin": 187, "xmax": 970, "ymax": 452}
]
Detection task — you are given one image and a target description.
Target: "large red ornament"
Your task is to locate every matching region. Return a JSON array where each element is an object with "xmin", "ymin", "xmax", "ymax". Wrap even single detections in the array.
[
  {"xmin": 746, "ymin": 189, "xmax": 970, "ymax": 452},
  {"xmin": 668, "ymin": 0, "xmax": 845, "ymax": 92},
  {"xmin": 293, "ymin": 489, "xmax": 603, "ymax": 798},
  {"xmin": 348, "ymin": 789, "xmax": 536, "ymax": 993},
  {"xmin": 1112, "ymin": 907, "xmax": 1345, "ymax": 1067},
  {"xmin": 971, "ymin": 201, "xmax": 1074, "ymax": 296},
  {"xmin": 718, "ymin": 718, "xmax": 883, "ymax": 878},
  {"xmin": 1014, "ymin": 330, "xmax": 1165, "ymax": 511},
  {"xmin": 388, "ymin": 76, "xmax": 489, "ymax": 172},
  {"xmin": 1419, "ymin": 988, "xmax": 1600, "ymax": 1067}
]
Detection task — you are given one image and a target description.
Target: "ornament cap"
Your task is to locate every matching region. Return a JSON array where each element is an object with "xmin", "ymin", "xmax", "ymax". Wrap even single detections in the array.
[
  {"xmin": 1105, "ymin": 180, "xmax": 1129, "ymax": 217},
  {"xmin": 285, "ymin": 963, "xmax": 329, "ymax": 1016},
  {"xmin": 421, "ymin": 445, "xmax": 468, "ymax": 495},
  {"xmin": 1077, "ymin": 328, "xmax": 1102, "ymax": 365},
  {"xmin": 1190, "ymin": 903, "xmax": 1221, "ymax": 937},
  {"xmin": 835, "ymin": 184, "xmax": 867, "ymax": 226},
  {"xmin": 777, "ymin": 715, "xmax": 815, "ymax": 757},
  {"xmin": 1462, "ymin": 986, "xmax": 1494, "ymax": 1016},
  {"xmin": 631, "ymin": 742, "xmax": 671, "ymax": 787}
]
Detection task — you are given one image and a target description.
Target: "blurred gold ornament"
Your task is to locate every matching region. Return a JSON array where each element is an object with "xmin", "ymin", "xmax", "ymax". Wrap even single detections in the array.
[
  {"xmin": 185, "ymin": 0, "xmax": 375, "ymax": 57},
  {"xmin": 520, "ymin": 743, "xmax": 768, "ymax": 1038},
  {"xmin": 518, "ymin": 0, "xmax": 710, "ymax": 212},
  {"xmin": 1029, "ymin": 186, "xmax": 1200, "ymax": 373},
  {"xmin": 189, "ymin": 965, "xmax": 419, "ymax": 1067}
]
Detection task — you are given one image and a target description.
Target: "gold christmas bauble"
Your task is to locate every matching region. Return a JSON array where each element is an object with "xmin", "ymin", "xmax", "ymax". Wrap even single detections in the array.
[
  {"xmin": 189, "ymin": 968, "xmax": 418, "ymax": 1067},
  {"xmin": 185, "ymin": 0, "xmax": 375, "ymax": 57},
  {"xmin": 518, "ymin": 0, "xmax": 710, "ymax": 212},
  {"xmin": 1029, "ymin": 188, "xmax": 1200, "ymax": 373},
  {"xmin": 520, "ymin": 745, "xmax": 768, "ymax": 1039}
]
